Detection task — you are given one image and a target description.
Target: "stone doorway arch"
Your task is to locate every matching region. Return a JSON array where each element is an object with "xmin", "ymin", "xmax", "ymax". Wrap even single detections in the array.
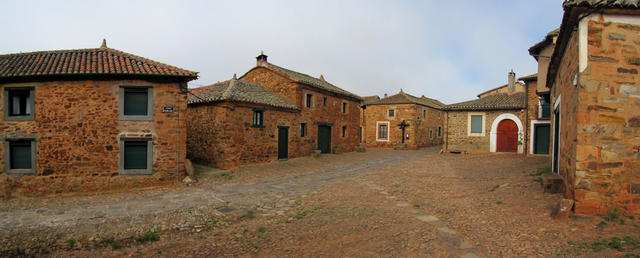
[{"xmin": 490, "ymin": 113, "xmax": 524, "ymax": 153}]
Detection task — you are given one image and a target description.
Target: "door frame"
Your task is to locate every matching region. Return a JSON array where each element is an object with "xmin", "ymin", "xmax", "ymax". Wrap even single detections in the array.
[
  {"xmin": 489, "ymin": 113, "xmax": 524, "ymax": 153},
  {"xmin": 529, "ymin": 120, "xmax": 551, "ymax": 154},
  {"xmin": 317, "ymin": 124, "xmax": 332, "ymax": 154},
  {"xmin": 277, "ymin": 126, "xmax": 289, "ymax": 160}
]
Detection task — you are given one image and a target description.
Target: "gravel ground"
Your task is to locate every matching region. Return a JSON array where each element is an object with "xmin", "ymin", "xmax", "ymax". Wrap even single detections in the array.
[{"xmin": 3, "ymin": 149, "xmax": 640, "ymax": 257}]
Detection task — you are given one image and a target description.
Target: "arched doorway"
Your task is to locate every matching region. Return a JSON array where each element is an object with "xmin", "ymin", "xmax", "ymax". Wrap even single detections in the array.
[{"xmin": 497, "ymin": 119, "xmax": 518, "ymax": 152}]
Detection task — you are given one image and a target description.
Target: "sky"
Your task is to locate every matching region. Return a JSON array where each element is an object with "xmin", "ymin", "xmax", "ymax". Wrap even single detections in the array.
[{"xmin": 0, "ymin": 0, "xmax": 564, "ymax": 104}]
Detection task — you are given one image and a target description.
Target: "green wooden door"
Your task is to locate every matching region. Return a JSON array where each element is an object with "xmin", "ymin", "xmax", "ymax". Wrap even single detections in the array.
[
  {"xmin": 318, "ymin": 125, "xmax": 332, "ymax": 153},
  {"xmin": 534, "ymin": 124, "xmax": 550, "ymax": 154}
]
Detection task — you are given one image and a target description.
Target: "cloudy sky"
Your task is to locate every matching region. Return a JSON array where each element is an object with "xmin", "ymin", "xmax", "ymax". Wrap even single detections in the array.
[{"xmin": 0, "ymin": 0, "xmax": 563, "ymax": 104}]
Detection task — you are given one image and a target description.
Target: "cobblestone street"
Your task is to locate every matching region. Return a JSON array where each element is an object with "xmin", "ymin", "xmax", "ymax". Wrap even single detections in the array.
[{"xmin": 2, "ymin": 148, "xmax": 640, "ymax": 257}]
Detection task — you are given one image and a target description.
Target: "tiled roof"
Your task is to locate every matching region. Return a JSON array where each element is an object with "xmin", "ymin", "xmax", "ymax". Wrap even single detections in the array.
[
  {"xmin": 365, "ymin": 91, "xmax": 445, "ymax": 109},
  {"xmin": 362, "ymin": 95, "xmax": 380, "ymax": 105},
  {"xmin": 564, "ymin": 0, "xmax": 640, "ymax": 8},
  {"xmin": 188, "ymin": 78, "xmax": 298, "ymax": 110},
  {"xmin": 445, "ymin": 92, "xmax": 525, "ymax": 111},
  {"xmin": 518, "ymin": 73, "xmax": 538, "ymax": 81},
  {"xmin": 254, "ymin": 63, "xmax": 362, "ymax": 101},
  {"xmin": 0, "ymin": 43, "xmax": 198, "ymax": 81}
]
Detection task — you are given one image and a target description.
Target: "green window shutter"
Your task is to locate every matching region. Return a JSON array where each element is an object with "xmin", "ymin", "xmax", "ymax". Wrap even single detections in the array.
[
  {"xmin": 124, "ymin": 141, "xmax": 148, "ymax": 169},
  {"xmin": 471, "ymin": 115, "xmax": 483, "ymax": 133},
  {"xmin": 124, "ymin": 88, "xmax": 148, "ymax": 116},
  {"xmin": 10, "ymin": 140, "xmax": 32, "ymax": 169}
]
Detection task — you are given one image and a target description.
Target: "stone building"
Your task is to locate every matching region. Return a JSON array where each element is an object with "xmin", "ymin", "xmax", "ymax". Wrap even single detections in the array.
[
  {"xmin": 361, "ymin": 91, "xmax": 444, "ymax": 149},
  {"xmin": 546, "ymin": 0, "xmax": 640, "ymax": 215},
  {"xmin": 187, "ymin": 53, "xmax": 362, "ymax": 169},
  {"xmin": 187, "ymin": 77, "xmax": 300, "ymax": 169},
  {"xmin": 0, "ymin": 41, "xmax": 198, "ymax": 197},
  {"xmin": 444, "ymin": 71, "xmax": 533, "ymax": 154}
]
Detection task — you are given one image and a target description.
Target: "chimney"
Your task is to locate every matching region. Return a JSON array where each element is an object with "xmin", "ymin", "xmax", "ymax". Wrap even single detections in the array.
[
  {"xmin": 384, "ymin": 93, "xmax": 388, "ymax": 98},
  {"xmin": 100, "ymin": 38, "xmax": 107, "ymax": 48},
  {"xmin": 508, "ymin": 69, "xmax": 516, "ymax": 93},
  {"xmin": 256, "ymin": 51, "xmax": 268, "ymax": 66}
]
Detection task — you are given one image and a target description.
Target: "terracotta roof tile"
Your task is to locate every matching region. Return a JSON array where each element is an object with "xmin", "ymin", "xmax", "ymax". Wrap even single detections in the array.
[
  {"xmin": 188, "ymin": 78, "xmax": 298, "ymax": 110},
  {"xmin": 0, "ymin": 46, "xmax": 198, "ymax": 81},
  {"xmin": 365, "ymin": 91, "xmax": 444, "ymax": 109},
  {"xmin": 445, "ymin": 92, "xmax": 525, "ymax": 111},
  {"xmin": 564, "ymin": 0, "xmax": 640, "ymax": 8}
]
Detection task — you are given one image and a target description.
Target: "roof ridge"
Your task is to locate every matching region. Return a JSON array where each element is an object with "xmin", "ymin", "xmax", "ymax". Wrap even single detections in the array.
[{"xmin": 222, "ymin": 78, "xmax": 237, "ymax": 99}]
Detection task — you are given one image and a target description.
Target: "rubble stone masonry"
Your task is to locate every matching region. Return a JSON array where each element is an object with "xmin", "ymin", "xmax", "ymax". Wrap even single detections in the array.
[
  {"xmin": 553, "ymin": 19, "xmax": 640, "ymax": 215},
  {"xmin": 444, "ymin": 110, "xmax": 526, "ymax": 153},
  {"xmin": 363, "ymin": 104, "xmax": 444, "ymax": 149},
  {"xmin": 0, "ymin": 79, "xmax": 187, "ymax": 197}
]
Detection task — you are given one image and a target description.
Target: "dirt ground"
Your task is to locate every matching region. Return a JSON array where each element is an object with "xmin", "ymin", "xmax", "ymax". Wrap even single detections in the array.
[{"xmin": 4, "ymin": 149, "xmax": 640, "ymax": 257}]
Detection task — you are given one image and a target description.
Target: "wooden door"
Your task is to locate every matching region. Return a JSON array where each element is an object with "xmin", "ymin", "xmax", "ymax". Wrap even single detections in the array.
[
  {"xmin": 534, "ymin": 124, "xmax": 550, "ymax": 154},
  {"xmin": 278, "ymin": 127, "xmax": 288, "ymax": 160},
  {"xmin": 318, "ymin": 125, "xmax": 332, "ymax": 153},
  {"xmin": 497, "ymin": 119, "xmax": 518, "ymax": 152}
]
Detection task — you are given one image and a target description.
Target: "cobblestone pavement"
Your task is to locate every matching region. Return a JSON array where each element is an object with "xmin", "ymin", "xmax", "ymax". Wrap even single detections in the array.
[
  {"xmin": 5, "ymin": 148, "xmax": 640, "ymax": 257},
  {"xmin": 0, "ymin": 148, "xmax": 435, "ymax": 231}
]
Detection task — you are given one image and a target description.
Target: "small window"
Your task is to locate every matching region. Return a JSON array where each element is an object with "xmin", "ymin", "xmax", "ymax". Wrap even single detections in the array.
[
  {"xmin": 305, "ymin": 94, "xmax": 313, "ymax": 108},
  {"xmin": 4, "ymin": 87, "xmax": 35, "ymax": 121},
  {"xmin": 379, "ymin": 125, "xmax": 388, "ymax": 139},
  {"xmin": 252, "ymin": 110, "xmax": 264, "ymax": 127},
  {"xmin": 342, "ymin": 126, "xmax": 347, "ymax": 138},
  {"xmin": 300, "ymin": 123, "xmax": 307, "ymax": 137},
  {"xmin": 429, "ymin": 129, "xmax": 433, "ymax": 139},
  {"xmin": 388, "ymin": 109, "xmax": 395, "ymax": 117},
  {"xmin": 423, "ymin": 109, "xmax": 426, "ymax": 118},
  {"xmin": 438, "ymin": 126, "xmax": 442, "ymax": 137},
  {"xmin": 342, "ymin": 102, "xmax": 347, "ymax": 113},
  {"xmin": 471, "ymin": 115, "xmax": 483, "ymax": 133},
  {"xmin": 323, "ymin": 97, "xmax": 327, "ymax": 106},
  {"xmin": 5, "ymin": 140, "xmax": 35, "ymax": 174},
  {"xmin": 120, "ymin": 87, "xmax": 153, "ymax": 121},
  {"xmin": 120, "ymin": 140, "xmax": 152, "ymax": 175}
]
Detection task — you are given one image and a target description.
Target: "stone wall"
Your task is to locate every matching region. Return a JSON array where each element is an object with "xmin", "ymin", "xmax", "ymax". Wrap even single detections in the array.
[
  {"xmin": 0, "ymin": 79, "xmax": 187, "ymax": 197},
  {"xmin": 525, "ymin": 80, "xmax": 543, "ymax": 155},
  {"xmin": 363, "ymin": 104, "xmax": 443, "ymax": 149},
  {"xmin": 241, "ymin": 68, "xmax": 361, "ymax": 154},
  {"xmin": 557, "ymin": 19, "xmax": 640, "ymax": 215},
  {"xmin": 186, "ymin": 103, "xmax": 305, "ymax": 169},
  {"xmin": 444, "ymin": 110, "xmax": 526, "ymax": 153}
]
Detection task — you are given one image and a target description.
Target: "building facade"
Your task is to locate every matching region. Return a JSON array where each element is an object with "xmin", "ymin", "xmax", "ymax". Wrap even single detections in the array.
[
  {"xmin": 362, "ymin": 91, "xmax": 444, "ymax": 149},
  {"xmin": 187, "ymin": 53, "xmax": 362, "ymax": 169},
  {"xmin": 0, "ymin": 41, "xmax": 197, "ymax": 197},
  {"xmin": 444, "ymin": 71, "xmax": 532, "ymax": 154},
  {"xmin": 547, "ymin": 0, "xmax": 640, "ymax": 215}
]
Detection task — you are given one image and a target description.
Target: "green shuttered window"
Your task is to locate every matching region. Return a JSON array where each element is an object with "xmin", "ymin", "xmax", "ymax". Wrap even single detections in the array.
[
  {"xmin": 9, "ymin": 140, "xmax": 32, "ymax": 169},
  {"xmin": 124, "ymin": 141, "xmax": 148, "ymax": 170},
  {"xmin": 124, "ymin": 88, "xmax": 149, "ymax": 116},
  {"xmin": 471, "ymin": 115, "xmax": 483, "ymax": 133}
]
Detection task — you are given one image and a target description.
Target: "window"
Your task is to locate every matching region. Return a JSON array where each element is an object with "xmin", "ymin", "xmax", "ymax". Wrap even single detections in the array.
[
  {"xmin": 252, "ymin": 110, "xmax": 264, "ymax": 127},
  {"xmin": 429, "ymin": 129, "xmax": 433, "ymax": 139},
  {"xmin": 305, "ymin": 94, "xmax": 313, "ymax": 108},
  {"xmin": 379, "ymin": 125, "xmax": 388, "ymax": 139},
  {"xmin": 359, "ymin": 127, "xmax": 363, "ymax": 143},
  {"xmin": 438, "ymin": 126, "xmax": 442, "ymax": 137},
  {"xmin": 300, "ymin": 123, "xmax": 307, "ymax": 137},
  {"xmin": 467, "ymin": 112, "xmax": 486, "ymax": 136},
  {"xmin": 388, "ymin": 109, "xmax": 395, "ymax": 117},
  {"xmin": 342, "ymin": 126, "xmax": 347, "ymax": 137},
  {"xmin": 4, "ymin": 87, "xmax": 35, "ymax": 121},
  {"xmin": 323, "ymin": 97, "xmax": 327, "ymax": 106},
  {"xmin": 120, "ymin": 87, "xmax": 153, "ymax": 120},
  {"xmin": 423, "ymin": 109, "xmax": 426, "ymax": 118},
  {"xmin": 342, "ymin": 102, "xmax": 347, "ymax": 113},
  {"xmin": 4, "ymin": 139, "xmax": 36, "ymax": 174},
  {"xmin": 471, "ymin": 115, "xmax": 483, "ymax": 133},
  {"xmin": 120, "ymin": 140, "xmax": 153, "ymax": 175}
]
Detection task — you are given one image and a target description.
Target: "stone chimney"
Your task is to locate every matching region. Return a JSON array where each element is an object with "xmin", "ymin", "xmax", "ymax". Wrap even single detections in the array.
[
  {"xmin": 100, "ymin": 39, "xmax": 107, "ymax": 48},
  {"xmin": 256, "ymin": 51, "xmax": 268, "ymax": 66},
  {"xmin": 384, "ymin": 93, "xmax": 388, "ymax": 98},
  {"xmin": 508, "ymin": 69, "xmax": 516, "ymax": 93}
]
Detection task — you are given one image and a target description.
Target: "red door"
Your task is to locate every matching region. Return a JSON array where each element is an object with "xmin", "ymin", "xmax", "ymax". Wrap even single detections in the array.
[{"xmin": 497, "ymin": 119, "xmax": 518, "ymax": 152}]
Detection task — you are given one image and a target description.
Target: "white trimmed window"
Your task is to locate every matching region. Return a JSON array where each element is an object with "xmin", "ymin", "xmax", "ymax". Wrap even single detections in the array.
[
  {"xmin": 376, "ymin": 121, "xmax": 390, "ymax": 142},
  {"xmin": 467, "ymin": 112, "xmax": 486, "ymax": 136}
]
